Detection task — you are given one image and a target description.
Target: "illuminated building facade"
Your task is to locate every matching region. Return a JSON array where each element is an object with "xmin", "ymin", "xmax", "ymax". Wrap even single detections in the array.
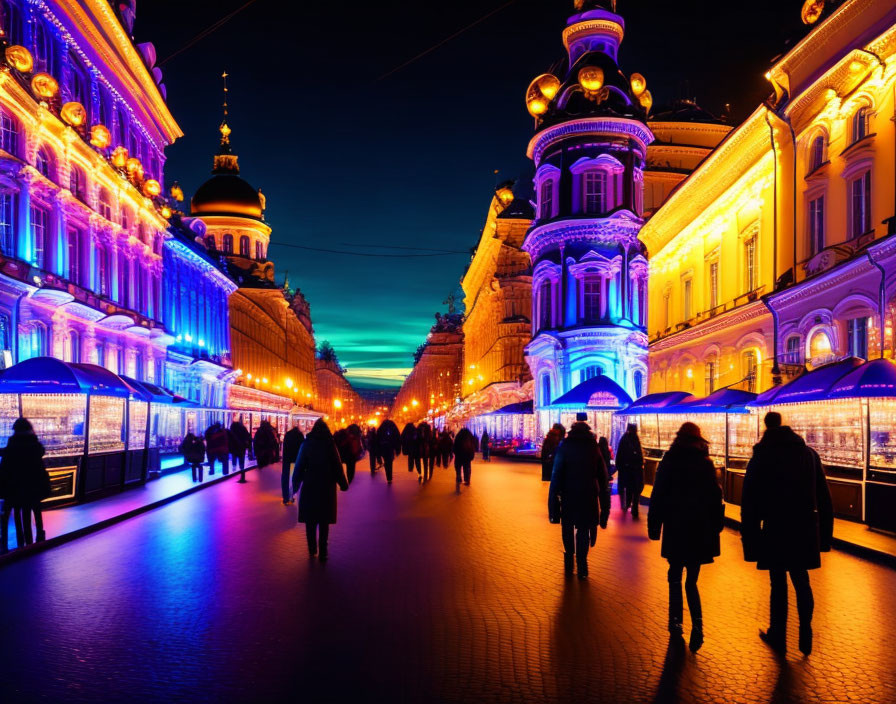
[
  {"xmin": 161, "ymin": 215, "xmax": 236, "ymax": 407},
  {"xmin": 392, "ymin": 314, "xmax": 463, "ymax": 427},
  {"xmin": 314, "ymin": 356, "xmax": 368, "ymax": 425},
  {"xmin": 190, "ymin": 120, "xmax": 318, "ymax": 410},
  {"xmin": 459, "ymin": 181, "xmax": 534, "ymax": 417},
  {"xmin": 642, "ymin": 0, "xmax": 896, "ymax": 397},
  {"xmin": 523, "ymin": 0, "xmax": 651, "ymax": 434},
  {"xmin": 0, "ymin": 0, "xmax": 179, "ymax": 379}
]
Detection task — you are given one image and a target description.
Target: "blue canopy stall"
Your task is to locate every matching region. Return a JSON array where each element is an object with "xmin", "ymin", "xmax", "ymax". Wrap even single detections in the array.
[
  {"xmin": 548, "ymin": 375, "xmax": 633, "ymax": 444},
  {"xmin": 0, "ymin": 357, "xmax": 134, "ymax": 504},
  {"xmin": 468, "ymin": 400, "xmax": 535, "ymax": 453}
]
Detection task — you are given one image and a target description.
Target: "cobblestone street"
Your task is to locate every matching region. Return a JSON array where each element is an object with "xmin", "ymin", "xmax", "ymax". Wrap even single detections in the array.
[{"xmin": 1, "ymin": 458, "xmax": 894, "ymax": 703}]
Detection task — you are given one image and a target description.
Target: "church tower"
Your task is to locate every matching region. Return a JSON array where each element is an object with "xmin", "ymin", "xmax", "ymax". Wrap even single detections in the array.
[{"xmin": 524, "ymin": 0, "xmax": 651, "ymax": 434}]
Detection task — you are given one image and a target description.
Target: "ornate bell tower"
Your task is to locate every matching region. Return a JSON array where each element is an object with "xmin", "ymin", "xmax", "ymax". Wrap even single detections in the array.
[{"xmin": 524, "ymin": 0, "xmax": 651, "ymax": 428}]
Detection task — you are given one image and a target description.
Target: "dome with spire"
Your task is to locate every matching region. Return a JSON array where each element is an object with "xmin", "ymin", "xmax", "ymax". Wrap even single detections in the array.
[{"xmin": 191, "ymin": 120, "xmax": 265, "ymax": 221}]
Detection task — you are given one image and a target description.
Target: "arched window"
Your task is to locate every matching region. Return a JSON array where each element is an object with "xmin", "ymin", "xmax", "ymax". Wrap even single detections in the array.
[
  {"xmin": 135, "ymin": 350, "xmax": 145, "ymax": 381},
  {"xmin": 808, "ymin": 135, "xmax": 825, "ymax": 173},
  {"xmin": 583, "ymin": 273, "xmax": 601, "ymax": 323},
  {"xmin": 1, "ymin": 1, "xmax": 23, "ymax": 45},
  {"xmin": 633, "ymin": 370, "xmax": 644, "ymax": 398},
  {"xmin": 118, "ymin": 251, "xmax": 130, "ymax": 307},
  {"xmin": 95, "ymin": 341, "xmax": 105, "ymax": 368},
  {"xmin": 541, "ymin": 375, "xmax": 552, "ymax": 406},
  {"xmin": 69, "ymin": 52, "xmax": 89, "ymax": 110},
  {"xmin": 67, "ymin": 227, "xmax": 82, "ymax": 285},
  {"xmin": 239, "ymin": 235, "xmax": 250, "ymax": 257},
  {"xmin": 222, "ymin": 233, "xmax": 234, "ymax": 254},
  {"xmin": 809, "ymin": 329, "xmax": 833, "ymax": 365},
  {"xmin": 96, "ymin": 243, "xmax": 110, "ymax": 296},
  {"xmin": 0, "ymin": 107, "xmax": 20, "ymax": 157},
  {"xmin": 0, "ymin": 190, "xmax": 14, "ymax": 256},
  {"xmin": 538, "ymin": 281, "xmax": 552, "ymax": 330},
  {"xmin": 704, "ymin": 357, "xmax": 717, "ymax": 394},
  {"xmin": 21, "ymin": 324, "xmax": 46, "ymax": 360},
  {"xmin": 539, "ymin": 180, "xmax": 554, "ymax": 219},
  {"xmin": 205, "ymin": 235, "xmax": 216, "ymax": 251},
  {"xmin": 116, "ymin": 108, "xmax": 128, "ymax": 148},
  {"xmin": 583, "ymin": 171, "xmax": 606, "ymax": 214},
  {"xmin": 98, "ymin": 188, "xmax": 113, "ymax": 220},
  {"xmin": 30, "ymin": 204, "xmax": 49, "ymax": 270},
  {"xmin": 32, "ymin": 19, "xmax": 55, "ymax": 74},
  {"xmin": 583, "ymin": 365, "xmax": 603, "ymax": 381},
  {"xmin": 255, "ymin": 241, "xmax": 264, "ymax": 259},
  {"xmin": 742, "ymin": 349, "xmax": 759, "ymax": 393},
  {"xmin": 69, "ymin": 165, "xmax": 86, "ymax": 201},
  {"xmin": 120, "ymin": 207, "xmax": 132, "ymax": 231},
  {"xmin": 852, "ymin": 107, "xmax": 869, "ymax": 143},
  {"xmin": 784, "ymin": 335, "xmax": 802, "ymax": 365},
  {"xmin": 67, "ymin": 330, "xmax": 81, "ymax": 363},
  {"xmin": 35, "ymin": 148, "xmax": 53, "ymax": 180}
]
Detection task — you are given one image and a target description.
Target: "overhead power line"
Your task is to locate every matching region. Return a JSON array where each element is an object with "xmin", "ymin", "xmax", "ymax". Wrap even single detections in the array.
[{"xmin": 158, "ymin": 0, "xmax": 261, "ymax": 67}]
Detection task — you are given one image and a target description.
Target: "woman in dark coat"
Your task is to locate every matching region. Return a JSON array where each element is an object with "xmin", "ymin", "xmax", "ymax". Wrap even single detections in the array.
[
  {"xmin": 541, "ymin": 424, "xmax": 566, "ymax": 482},
  {"xmin": 453, "ymin": 427, "xmax": 477, "ymax": 485},
  {"xmin": 281, "ymin": 425, "xmax": 304, "ymax": 502},
  {"xmin": 416, "ymin": 422, "xmax": 433, "ymax": 482},
  {"xmin": 648, "ymin": 422, "xmax": 723, "ymax": 652},
  {"xmin": 253, "ymin": 420, "xmax": 279, "ymax": 468},
  {"xmin": 180, "ymin": 432, "xmax": 206, "ymax": 482},
  {"xmin": 0, "ymin": 418, "xmax": 51, "ymax": 549},
  {"xmin": 438, "ymin": 430, "xmax": 453, "ymax": 468},
  {"xmin": 292, "ymin": 419, "xmax": 349, "ymax": 560},
  {"xmin": 616, "ymin": 423, "xmax": 645, "ymax": 517},
  {"xmin": 401, "ymin": 423, "xmax": 417, "ymax": 474}
]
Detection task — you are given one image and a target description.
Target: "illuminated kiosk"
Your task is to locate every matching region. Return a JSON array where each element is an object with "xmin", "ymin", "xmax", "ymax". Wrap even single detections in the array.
[
  {"xmin": 0, "ymin": 357, "xmax": 137, "ymax": 504},
  {"xmin": 523, "ymin": 1, "xmax": 651, "ymax": 439},
  {"xmin": 549, "ymin": 374, "xmax": 631, "ymax": 443},
  {"xmin": 467, "ymin": 401, "xmax": 536, "ymax": 454}
]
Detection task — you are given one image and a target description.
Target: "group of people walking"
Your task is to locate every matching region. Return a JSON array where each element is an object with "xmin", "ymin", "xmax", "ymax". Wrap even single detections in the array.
[
  {"xmin": 395, "ymin": 423, "xmax": 483, "ymax": 485},
  {"xmin": 179, "ymin": 418, "xmax": 278, "ymax": 483},
  {"xmin": 546, "ymin": 410, "xmax": 834, "ymax": 657}
]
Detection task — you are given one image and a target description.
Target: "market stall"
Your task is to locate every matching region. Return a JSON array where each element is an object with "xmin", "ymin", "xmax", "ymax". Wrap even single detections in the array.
[
  {"xmin": 467, "ymin": 401, "xmax": 536, "ymax": 454},
  {"xmin": 0, "ymin": 357, "xmax": 134, "ymax": 504},
  {"xmin": 547, "ymin": 375, "xmax": 633, "ymax": 445}
]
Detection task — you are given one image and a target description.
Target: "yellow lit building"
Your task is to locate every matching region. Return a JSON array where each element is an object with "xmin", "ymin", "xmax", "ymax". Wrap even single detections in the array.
[
  {"xmin": 460, "ymin": 182, "xmax": 534, "ymax": 414},
  {"xmin": 190, "ymin": 122, "xmax": 317, "ymax": 409},
  {"xmin": 391, "ymin": 314, "xmax": 464, "ymax": 427},
  {"xmin": 315, "ymin": 356, "xmax": 368, "ymax": 426},
  {"xmin": 642, "ymin": 0, "xmax": 896, "ymax": 397}
]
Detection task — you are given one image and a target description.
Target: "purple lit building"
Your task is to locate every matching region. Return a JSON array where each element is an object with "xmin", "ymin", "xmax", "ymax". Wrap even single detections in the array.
[{"xmin": 523, "ymin": 0, "xmax": 651, "ymax": 438}]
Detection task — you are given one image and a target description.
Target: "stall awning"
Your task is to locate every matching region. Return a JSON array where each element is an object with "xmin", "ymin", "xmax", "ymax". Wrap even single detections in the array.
[
  {"xmin": 827, "ymin": 358, "xmax": 896, "ymax": 400},
  {"xmin": 550, "ymin": 375, "xmax": 632, "ymax": 410},
  {"xmin": 747, "ymin": 357, "xmax": 864, "ymax": 406},
  {"xmin": 121, "ymin": 376, "xmax": 175, "ymax": 404},
  {"xmin": 0, "ymin": 357, "xmax": 131, "ymax": 397},
  {"xmin": 488, "ymin": 400, "xmax": 534, "ymax": 416},
  {"xmin": 616, "ymin": 391, "xmax": 695, "ymax": 415},
  {"xmin": 677, "ymin": 388, "xmax": 758, "ymax": 414}
]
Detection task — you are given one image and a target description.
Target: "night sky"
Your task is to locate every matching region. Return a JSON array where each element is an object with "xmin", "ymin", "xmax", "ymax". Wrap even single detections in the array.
[{"xmin": 136, "ymin": 0, "xmax": 805, "ymax": 389}]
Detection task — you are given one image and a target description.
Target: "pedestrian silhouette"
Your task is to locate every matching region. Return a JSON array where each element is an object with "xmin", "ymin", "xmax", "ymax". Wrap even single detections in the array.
[
  {"xmin": 616, "ymin": 423, "xmax": 645, "ymax": 518},
  {"xmin": 401, "ymin": 423, "xmax": 417, "ymax": 473},
  {"xmin": 253, "ymin": 420, "xmax": 279, "ymax": 468},
  {"xmin": 480, "ymin": 431, "xmax": 490, "ymax": 462},
  {"xmin": 0, "ymin": 418, "xmax": 51, "ymax": 550},
  {"xmin": 292, "ymin": 419, "xmax": 349, "ymax": 561},
  {"xmin": 741, "ymin": 411, "xmax": 834, "ymax": 656},
  {"xmin": 548, "ymin": 412, "xmax": 610, "ymax": 579},
  {"xmin": 365, "ymin": 425, "xmax": 379, "ymax": 474},
  {"xmin": 376, "ymin": 419, "xmax": 401, "ymax": 483},
  {"xmin": 417, "ymin": 422, "xmax": 434, "ymax": 482},
  {"xmin": 205, "ymin": 422, "xmax": 230, "ymax": 476},
  {"xmin": 281, "ymin": 423, "xmax": 304, "ymax": 504},
  {"xmin": 541, "ymin": 423, "xmax": 566, "ymax": 482},
  {"xmin": 647, "ymin": 422, "xmax": 723, "ymax": 652},
  {"xmin": 229, "ymin": 418, "xmax": 252, "ymax": 481},
  {"xmin": 453, "ymin": 427, "xmax": 476, "ymax": 486},
  {"xmin": 438, "ymin": 429, "xmax": 453, "ymax": 468},
  {"xmin": 180, "ymin": 431, "xmax": 206, "ymax": 482}
]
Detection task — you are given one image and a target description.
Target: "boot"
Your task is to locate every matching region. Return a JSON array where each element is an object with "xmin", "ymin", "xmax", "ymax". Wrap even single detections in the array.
[
  {"xmin": 668, "ymin": 601, "xmax": 683, "ymax": 638},
  {"xmin": 576, "ymin": 557, "xmax": 588, "ymax": 579},
  {"xmin": 759, "ymin": 629, "xmax": 786, "ymax": 654},
  {"xmin": 564, "ymin": 553, "xmax": 574, "ymax": 575},
  {"xmin": 689, "ymin": 618, "xmax": 704, "ymax": 652},
  {"xmin": 798, "ymin": 626, "xmax": 812, "ymax": 656}
]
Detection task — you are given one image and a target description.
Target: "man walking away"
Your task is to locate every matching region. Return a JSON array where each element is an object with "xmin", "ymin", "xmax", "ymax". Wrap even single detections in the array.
[
  {"xmin": 282, "ymin": 423, "xmax": 304, "ymax": 504},
  {"xmin": 366, "ymin": 426, "xmax": 379, "ymax": 474},
  {"xmin": 741, "ymin": 411, "xmax": 834, "ymax": 656},
  {"xmin": 541, "ymin": 424, "xmax": 566, "ymax": 482},
  {"xmin": 548, "ymin": 412, "xmax": 610, "ymax": 579},
  {"xmin": 453, "ymin": 427, "xmax": 477, "ymax": 486},
  {"xmin": 401, "ymin": 423, "xmax": 417, "ymax": 473},
  {"xmin": 376, "ymin": 419, "xmax": 401, "ymax": 483},
  {"xmin": 205, "ymin": 422, "xmax": 230, "ymax": 476},
  {"xmin": 229, "ymin": 418, "xmax": 251, "ymax": 481},
  {"xmin": 480, "ymin": 431, "xmax": 490, "ymax": 462},
  {"xmin": 616, "ymin": 423, "xmax": 644, "ymax": 517}
]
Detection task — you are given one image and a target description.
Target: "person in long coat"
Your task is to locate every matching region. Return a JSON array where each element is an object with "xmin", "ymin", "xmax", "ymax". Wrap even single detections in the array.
[
  {"xmin": 548, "ymin": 413, "xmax": 610, "ymax": 578},
  {"xmin": 480, "ymin": 431, "xmax": 491, "ymax": 462},
  {"xmin": 376, "ymin": 419, "xmax": 401, "ymax": 483},
  {"xmin": 616, "ymin": 423, "xmax": 645, "ymax": 517},
  {"xmin": 253, "ymin": 420, "xmax": 279, "ymax": 468},
  {"xmin": 292, "ymin": 419, "xmax": 349, "ymax": 560},
  {"xmin": 205, "ymin": 422, "xmax": 230, "ymax": 475},
  {"xmin": 453, "ymin": 427, "xmax": 477, "ymax": 485},
  {"xmin": 438, "ymin": 430, "xmax": 453, "ymax": 468},
  {"xmin": 229, "ymin": 419, "xmax": 252, "ymax": 476},
  {"xmin": 0, "ymin": 418, "xmax": 51, "ymax": 550},
  {"xmin": 541, "ymin": 424, "xmax": 566, "ymax": 482},
  {"xmin": 741, "ymin": 412, "xmax": 833, "ymax": 656},
  {"xmin": 281, "ymin": 424, "xmax": 305, "ymax": 503},
  {"xmin": 180, "ymin": 432, "xmax": 206, "ymax": 483},
  {"xmin": 416, "ymin": 422, "xmax": 433, "ymax": 482},
  {"xmin": 648, "ymin": 422, "xmax": 723, "ymax": 652},
  {"xmin": 333, "ymin": 429, "xmax": 359, "ymax": 486},
  {"xmin": 365, "ymin": 426, "xmax": 379, "ymax": 473},
  {"xmin": 401, "ymin": 423, "xmax": 417, "ymax": 473}
]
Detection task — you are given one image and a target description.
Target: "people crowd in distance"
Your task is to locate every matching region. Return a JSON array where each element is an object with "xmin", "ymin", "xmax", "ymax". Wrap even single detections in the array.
[{"xmin": 543, "ymin": 409, "xmax": 834, "ymax": 657}]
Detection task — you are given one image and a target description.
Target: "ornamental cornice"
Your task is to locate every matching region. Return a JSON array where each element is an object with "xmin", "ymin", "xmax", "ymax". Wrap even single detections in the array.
[
  {"xmin": 527, "ymin": 118, "xmax": 653, "ymax": 163},
  {"xmin": 562, "ymin": 18, "xmax": 624, "ymax": 51},
  {"xmin": 649, "ymin": 300, "xmax": 769, "ymax": 352},
  {"xmin": 523, "ymin": 212, "xmax": 643, "ymax": 259}
]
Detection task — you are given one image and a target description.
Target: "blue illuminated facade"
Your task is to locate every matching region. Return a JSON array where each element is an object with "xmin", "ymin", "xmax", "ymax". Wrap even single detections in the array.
[{"xmin": 523, "ymin": 1, "xmax": 650, "ymax": 432}]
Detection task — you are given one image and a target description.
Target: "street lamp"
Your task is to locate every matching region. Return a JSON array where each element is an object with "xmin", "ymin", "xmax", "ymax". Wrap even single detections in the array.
[{"xmin": 334, "ymin": 399, "xmax": 342, "ymax": 409}]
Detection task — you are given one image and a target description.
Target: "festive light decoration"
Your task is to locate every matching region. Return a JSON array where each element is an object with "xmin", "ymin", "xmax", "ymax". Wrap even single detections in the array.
[
  {"xmin": 801, "ymin": 0, "xmax": 826, "ymax": 25},
  {"xmin": 630, "ymin": 72, "xmax": 647, "ymax": 97},
  {"xmin": 60, "ymin": 102, "xmax": 87, "ymax": 127},
  {"xmin": 638, "ymin": 89, "xmax": 653, "ymax": 114},
  {"xmin": 144, "ymin": 179, "xmax": 162, "ymax": 197},
  {"xmin": 5, "ymin": 45, "xmax": 34, "ymax": 73},
  {"xmin": 126, "ymin": 157, "xmax": 144, "ymax": 180},
  {"xmin": 578, "ymin": 66, "xmax": 604, "ymax": 93},
  {"xmin": 170, "ymin": 183, "xmax": 184, "ymax": 202},
  {"xmin": 90, "ymin": 124, "xmax": 112, "ymax": 149},
  {"xmin": 31, "ymin": 73, "xmax": 59, "ymax": 99},
  {"xmin": 111, "ymin": 146, "xmax": 129, "ymax": 168},
  {"xmin": 526, "ymin": 74, "xmax": 561, "ymax": 117}
]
